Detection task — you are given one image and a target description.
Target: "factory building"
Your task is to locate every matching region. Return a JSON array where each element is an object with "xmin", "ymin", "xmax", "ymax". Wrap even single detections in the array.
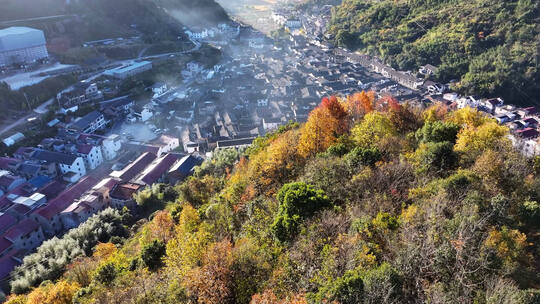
[
  {"xmin": 103, "ymin": 61, "xmax": 153, "ymax": 79},
  {"xmin": 0, "ymin": 27, "xmax": 48, "ymax": 66}
]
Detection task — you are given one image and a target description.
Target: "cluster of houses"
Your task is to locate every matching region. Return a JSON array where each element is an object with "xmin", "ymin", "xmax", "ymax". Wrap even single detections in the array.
[
  {"xmin": 162, "ymin": 25, "xmax": 426, "ymax": 155},
  {"xmin": 428, "ymin": 94, "xmax": 540, "ymax": 156},
  {"xmin": 184, "ymin": 23, "xmax": 240, "ymax": 41},
  {"xmin": 0, "ymin": 105, "xmax": 205, "ymax": 286}
]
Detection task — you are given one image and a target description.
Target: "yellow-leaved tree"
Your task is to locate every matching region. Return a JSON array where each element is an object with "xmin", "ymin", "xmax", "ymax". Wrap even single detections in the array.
[
  {"xmin": 165, "ymin": 204, "xmax": 211, "ymax": 279},
  {"xmin": 454, "ymin": 121, "xmax": 509, "ymax": 161},
  {"xmin": 26, "ymin": 280, "xmax": 80, "ymax": 304},
  {"xmin": 351, "ymin": 112, "xmax": 397, "ymax": 148},
  {"xmin": 446, "ymin": 107, "xmax": 491, "ymax": 128}
]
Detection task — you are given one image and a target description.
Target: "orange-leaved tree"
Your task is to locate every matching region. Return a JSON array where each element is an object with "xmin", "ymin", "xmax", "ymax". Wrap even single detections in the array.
[
  {"xmin": 185, "ymin": 239, "xmax": 235, "ymax": 304},
  {"xmin": 346, "ymin": 91, "xmax": 375, "ymax": 121},
  {"xmin": 298, "ymin": 106, "xmax": 338, "ymax": 157},
  {"xmin": 251, "ymin": 290, "xmax": 307, "ymax": 304},
  {"xmin": 321, "ymin": 96, "xmax": 349, "ymax": 134}
]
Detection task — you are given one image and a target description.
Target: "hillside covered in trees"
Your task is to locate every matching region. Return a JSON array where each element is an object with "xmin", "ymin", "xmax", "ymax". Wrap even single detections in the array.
[
  {"xmin": 5, "ymin": 94, "xmax": 540, "ymax": 303},
  {"xmin": 328, "ymin": 0, "xmax": 539, "ymax": 106},
  {"xmin": 0, "ymin": 0, "xmax": 229, "ymax": 42}
]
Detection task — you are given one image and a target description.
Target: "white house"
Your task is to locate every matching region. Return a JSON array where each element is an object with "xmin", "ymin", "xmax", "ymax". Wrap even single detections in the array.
[
  {"xmin": 4, "ymin": 218, "xmax": 45, "ymax": 250},
  {"xmin": 0, "ymin": 27, "xmax": 48, "ymax": 66},
  {"xmin": 483, "ymin": 97, "xmax": 504, "ymax": 113},
  {"xmin": 285, "ymin": 19, "xmax": 302, "ymax": 29},
  {"xmin": 68, "ymin": 111, "xmax": 106, "ymax": 134},
  {"xmin": 263, "ymin": 117, "xmax": 283, "ymax": 131},
  {"xmin": 419, "ymin": 64, "xmax": 438, "ymax": 76},
  {"xmin": 152, "ymin": 135, "xmax": 180, "ymax": 154},
  {"xmin": 102, "ymin": 134, "xmax": 122, "ymax": 160},
  {"xmin": 216, "ymin": 138, "xmax": 255, "ymax": 150},
  {"xmin": 257, "ymin": 99, "xmax": 269, "ymax": 107},
  {"xmin": 77, "ymin": 144, "xmax": 104, "ymax": 170},
  {"xmin": 140, "ymin": 106, "xmax": 153, "ymax": 122},
  {"xmin": 103, "ymin": 61, "xmax": 152, "ymax": 79},
  {"xmin": 185, "ymin": 29, "xmax": 208, "ymax": 40},
  {"xmin": 151, "ymin": 82, "xmax": 167, "ymax": 98},
  {"xmin": 32, "ymin": 149, "xmax": 87, "ymax": 183}
]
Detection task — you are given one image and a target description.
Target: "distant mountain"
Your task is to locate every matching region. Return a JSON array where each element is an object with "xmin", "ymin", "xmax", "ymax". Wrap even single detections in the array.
[
  {"xmin": 328, "ymin": 0, "xmax": 539, "ymax": 105},
  {"xmin": 0, "ymin": 0, "xmax": 230, "ymax": 42},
  {"xmin": 155, "ymin": 0, "xmax": 230, "ymax": 27}
]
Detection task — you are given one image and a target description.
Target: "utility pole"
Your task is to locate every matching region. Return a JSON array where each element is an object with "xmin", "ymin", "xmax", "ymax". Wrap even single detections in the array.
[{"xmin": 23, "ymin": 93, "xmax": 32, "ymax": 111}]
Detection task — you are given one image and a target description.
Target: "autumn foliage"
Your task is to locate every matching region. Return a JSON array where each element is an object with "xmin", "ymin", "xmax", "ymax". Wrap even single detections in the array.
[{"xmin": 7, "ymin": 91, "xmax": 539, "ymax": 304}]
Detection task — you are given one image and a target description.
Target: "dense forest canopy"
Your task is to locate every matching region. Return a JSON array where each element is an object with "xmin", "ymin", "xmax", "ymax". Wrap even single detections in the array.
[
  {"xmin": 6, "ymin": 93, "xmax": 540, "ymax": 303},
  {"xmin": 328, "ymin": 0, "xmax": 539, "ymax": 106}
]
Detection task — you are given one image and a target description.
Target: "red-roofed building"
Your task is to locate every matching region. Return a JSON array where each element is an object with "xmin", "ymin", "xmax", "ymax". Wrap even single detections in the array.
[
  {"xmin": 110, "ymin": 152, "xmax": 156, "ymax": 182},
  {"xmin": 0, "ymin": 238, "xmax": 14, "ymax": 258},
  {"xmin": 31, "ymin": 176, "xmax": 98, "ymax": 235},
  {"xmin": 7, "ymin": 182, "xmax": 36, "ymax": 197},
  {"xmin": 6, "ymin": 204, "xmax": 32, "ymax": 220},
  {"xmin": 4, "ymin": 218, "xmax": 44, "ymax": 250},
  {"xmin": 522, "ymin": 117, "xmax": 538, "ymax": 128},
  {"xmin": 0, "ymin": 157, "xmax": 21, "ymax": 171},
  {"xmin": 0, "ymin": 249, "xmax": 23, "ymax": 287},
  {"xmin": 91, "ymin": 177, "xmax": 120, "ymax": 207},
  {"xmin": 0, "ymin": 175, "xmax": 26, "ymax": 194},
  {"xmin": 110, "ymin": 182, "xmax": 144, "ymax": 209},
  {"xmin": 516, "ymin": 128, "xmax": 539, "ymax": 139},
  {"xmin": 136, "ymin": 153, "xmax": 178, "ymax": 185},
  {"xmin": 0, "ymin": 197, "xmax": 12, "ymax": 213},
  {"xmin": 13, "ymin": 147, "xmax": 35, "ymax": 160},
  {"xmin": 38, "ymin": 180, "xmax": 67, "ymax": 200},
  {"xmin": 517, "ymin": 107, "xmax": 538, "ymax": 118},
  {"xmin": 0, "ymin": 213, "xmax": 17, "ymax": 235},
  {"xmin": 60, "ymin": 201, "xmax": 94, "ymax": 229}
]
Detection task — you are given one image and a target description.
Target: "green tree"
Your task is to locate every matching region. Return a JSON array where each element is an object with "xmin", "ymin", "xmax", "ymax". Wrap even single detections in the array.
[
  {"xmin": 141, "ymin": 240, "xmax": 166, "ymax": 271},
  {"xmin": 94, "ymin": 262, "xmax": 117, "ymax": 285},
  {"xmin": 415, "ymin": 121, "xmax": 461, "ymax": 144},
  {"xmin": 271, "ymin": 182, "xmax": 331, "ymax": 242},
  {"xmin": 344, "ymin": 146, "xmax": 382, "ymax": 168},
  {"xmin": 414, "ymin": 141, "xmax": 458, "ymax": 175},
  {"xmin": 310, "ymin": 269, "xmax": 364, "ymax": 304}
]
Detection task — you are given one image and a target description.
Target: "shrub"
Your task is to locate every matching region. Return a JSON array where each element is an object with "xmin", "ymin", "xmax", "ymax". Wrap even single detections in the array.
[
  {"xmin": 309, "ymin": 269, "xmax": 364, "ymax": 303},
  {"xmin": 326, "ymin": 142, "xmax": 351, "ymax": 157},
  {"xmin": 519, "ymin": 201, "xmax": 540, "ymax": 228},
  {"xmin": 141, "ymin": 240, "xmax": 166, "ymax": 271},
  {"xmin": 362, "ymin": 263, "xmax": 403, "ymax": 303},
  {"xmin": 94, "ymin": 262, "xmax": 117, "ymax": 285},
  {"xmin": 344, "ymin": 146, "xmax": 382, "ymax": 168},
  {"xmin": 271, "ymin": 182, "xmax": 331, "ymax": 242}
]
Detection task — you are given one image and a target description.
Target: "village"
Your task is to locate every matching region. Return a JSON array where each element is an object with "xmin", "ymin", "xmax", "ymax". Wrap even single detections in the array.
[{"xmin": 0, "ymin": 3, "xmax": 539, "ymax": 290}]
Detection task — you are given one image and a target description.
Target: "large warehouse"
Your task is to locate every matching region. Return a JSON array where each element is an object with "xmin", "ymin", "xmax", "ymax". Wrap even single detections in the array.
[{"xmin": 0, "ymin": 27, "xmax": 49, "ymax": 66}]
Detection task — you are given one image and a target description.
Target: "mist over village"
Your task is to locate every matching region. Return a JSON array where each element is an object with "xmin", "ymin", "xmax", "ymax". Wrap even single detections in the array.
[{"xmin": 0, "ymin": 0, "xmax": 538, "ymax": 303}]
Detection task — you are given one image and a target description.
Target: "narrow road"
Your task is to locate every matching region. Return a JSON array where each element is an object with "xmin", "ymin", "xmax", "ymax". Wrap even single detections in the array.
[
  {"xmin": 0, "ymin": 96, "xmax": 57, "ymax": 136},
  {"xmin": 0, "ymin": 113, "xmax": 34, "ymax": 136},
  {"xmin": 0, "ymin": 39, "xmax": 203, "ymax": 137}
]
